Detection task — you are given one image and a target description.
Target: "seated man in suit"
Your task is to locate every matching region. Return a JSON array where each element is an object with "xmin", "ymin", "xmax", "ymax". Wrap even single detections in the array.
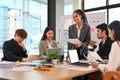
[
  {"xmin": 2, "ymin": 29, "xmax": 32, "ymax": 62},
  {"xmin": 89, "ymin": 23, "xmax": 113, "ymax": 59}
]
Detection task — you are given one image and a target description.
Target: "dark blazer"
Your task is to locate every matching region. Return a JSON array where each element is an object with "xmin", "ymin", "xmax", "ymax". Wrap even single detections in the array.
[
  {"xmin": 97, "ymin": 37, "xmax": 113, "ymax": 59},
  {"xmin": 2, "ymin": 39, "xmax": 27, "ymax": 61},
  {"xmin": 68, "ymin": 23, "xmax": 91, "ymax": 59}
]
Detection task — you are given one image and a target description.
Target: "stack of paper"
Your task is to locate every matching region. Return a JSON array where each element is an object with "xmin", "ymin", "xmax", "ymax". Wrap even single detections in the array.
[
  {"xmin": 68, "ymin": 39, "xmax": 82, "ymax": 44},
  {"xmin": 66, "ymin": 66, "xmax": 93, "ymax": 71},
  {"xmin": 0, "ymin": 61, "xmax": 15, "ymax": 68},
  {"xmin": 19, "ymin": 62, "xmax": 41, "ymax": 66},
  {"xmin": 12, "ymin": 66, "xmax": 34, "ymax": 71}
]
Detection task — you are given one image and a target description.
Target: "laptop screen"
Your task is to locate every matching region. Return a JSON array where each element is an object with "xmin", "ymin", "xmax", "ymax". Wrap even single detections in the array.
[
  {"xmin": 69, "ymin": 50, "xmax": 79, "ymax": 63},
  {"xmin": 47, "ymin": 48, "xmax": 62, "ymax": 55}
]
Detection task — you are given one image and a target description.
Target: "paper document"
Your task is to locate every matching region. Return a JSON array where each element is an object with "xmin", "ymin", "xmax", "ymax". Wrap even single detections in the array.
[
  {"xmin": 56, "ymin": 64, "xmax": 73, "ymax": 68},
  {"xmin": 0, "ymin": 61, "xmax": 15, "ymax": 68},
  {"xmin": 66, "ymin": 66, "xmax": 93, "ymax": 71},
  {"xmin": 87, "ymin": 51, "xmax": 103, "ymax": 62},
  {"xmin": 12, "ymin": 66, "xmax": 34, "ymax": 71},
  {"xmin": 68, "ymin": 39, "xmax": 81, "ymax": 44},
  {"xmin": 20, "ymin": 62, "xmax": 41, "ymax": 66}
]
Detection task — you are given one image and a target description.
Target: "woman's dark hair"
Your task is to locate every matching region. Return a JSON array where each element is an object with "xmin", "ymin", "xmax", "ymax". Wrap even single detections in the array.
[
  {"xmin": 41, "ymin": 27, "xmax": 54, "ymax": 40},
  {"xmin": 73, "ymin": 9, "xmax": 88, "ymax": 23},
  {"xmin": 108, "ymin": 20, "xmax": 120, "ymax": 44}
]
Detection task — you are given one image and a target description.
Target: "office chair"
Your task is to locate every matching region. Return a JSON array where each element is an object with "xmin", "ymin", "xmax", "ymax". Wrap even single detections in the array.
[{"xmin": 104, "ymin": 71, "xmax": 120, "ymax": 80}]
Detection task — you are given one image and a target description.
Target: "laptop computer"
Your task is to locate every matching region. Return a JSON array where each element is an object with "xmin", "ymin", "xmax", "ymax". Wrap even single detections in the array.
[
  {"xmin": 36, "ymin": 48, "xmax": 62, "ymax": 65},
  {"xmin": 47, "ymin": 48, "xmax": 62, "ymax": 55},
  {"xmin": 69, "ymin": 50, "xmax": 89, "ymax": 66}
]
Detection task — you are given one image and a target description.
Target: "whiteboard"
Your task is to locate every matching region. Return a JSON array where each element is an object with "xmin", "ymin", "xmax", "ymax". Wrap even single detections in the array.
[{"xmin": 59, "ymin": 15, "xmax": 73, "ymax": 46}]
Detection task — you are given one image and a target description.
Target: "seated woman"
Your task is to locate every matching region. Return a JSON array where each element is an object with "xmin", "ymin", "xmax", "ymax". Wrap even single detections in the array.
[
  {"xmin": 39, "ymin": 27, "xmax": 58, "ymax": 60},
  {"xmin": 91, "ymin": 20, "xmax": 120, "ymax": 73}
]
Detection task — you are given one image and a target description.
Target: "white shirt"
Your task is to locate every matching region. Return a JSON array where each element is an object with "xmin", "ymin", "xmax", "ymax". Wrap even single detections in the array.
[
  {"xmin": 98, "ymin": 41, "xmax": 120, "ymax": 73},
  {"xmin": 47, "ymin": 40, "xmax": 52, "ymax": 48},
  {"xmin": 76, "ymin": 25, "xmax": 82, "ymax": 38}
]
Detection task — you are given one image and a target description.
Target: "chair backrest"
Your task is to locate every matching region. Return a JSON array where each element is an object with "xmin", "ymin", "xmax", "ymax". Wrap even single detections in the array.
[
  {"xmin": 117, "ymin": 66, "xmax": 120, "ymax": 71},
  {"xmin": 104, "ymin": 71, "xmax": 120, "ymax": 80}
]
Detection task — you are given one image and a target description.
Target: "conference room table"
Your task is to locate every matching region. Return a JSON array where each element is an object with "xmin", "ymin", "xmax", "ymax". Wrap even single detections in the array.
[{"xmin": 0, "ymin": 62, "xmax": 98, "ymax": 80}]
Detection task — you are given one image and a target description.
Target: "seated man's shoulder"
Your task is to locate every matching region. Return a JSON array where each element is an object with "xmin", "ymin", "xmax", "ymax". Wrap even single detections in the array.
[
  {"xmin": 108, "ymin": 37, "xmax": 113, "ymax": 42},
  {"xmin": 3, "ymin": 39, "xmax": 13, "ymax": 46}
]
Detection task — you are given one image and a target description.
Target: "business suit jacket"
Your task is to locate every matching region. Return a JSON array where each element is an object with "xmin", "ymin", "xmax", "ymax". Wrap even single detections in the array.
[
  {"xmin": 39, "ymin": 40, "xmax": 58, "ymax": 59},
  {"xmin": 68, "ymin": 23, "xmax": 91, "ymax": 59},
  {"xmin": 2, "ymin": 39, "xmax": 27, "ymax": 61},
  {"xmin": 97, "ymin": 37, "xmax": 113, "ymax": 59}
]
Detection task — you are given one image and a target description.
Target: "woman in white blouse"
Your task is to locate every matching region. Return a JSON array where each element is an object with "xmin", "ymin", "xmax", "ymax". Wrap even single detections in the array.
[
  {"xmin": 39, "ymin": 27, "xmax": 58, "ymax": 60},
  {"xmin": 91, "ymin": 20, "xmax": 120, "ymax": 73}
]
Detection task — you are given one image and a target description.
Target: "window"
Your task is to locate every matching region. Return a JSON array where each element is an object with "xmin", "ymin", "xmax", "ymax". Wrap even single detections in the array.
[
  {"xmin": 0, "ymin": 0, "xmax": 48, "ymax": 55},
  {"xmin": 84, "ymin": 0, "xmax": 120, "ymax": 24},
  {"xmin": 84, "ymin": 0, "xmax": 106, "ymax": 9},
  {"xmin": 84, "ymin": 0, "xmax": 120, "ymax": 45},
  {"xmin": 26, "ymin": 0, "xmax": 47, "ymax": 54},
  {"xmin": 109, "ymin": 8, "xmax": 120, "ymax": 23},
  {"xmin": 109, "ymin": 0, "xmax": 120, "ymax": 5},
  {"xmin": 64, "ymin": 0, "xmax": 73, "ymax": 15}
]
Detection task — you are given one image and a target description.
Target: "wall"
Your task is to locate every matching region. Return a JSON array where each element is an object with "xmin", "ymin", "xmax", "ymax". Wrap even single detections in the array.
[{"xmin": 56, "ymin": 0, "xmax": 64, "ymax": 43}]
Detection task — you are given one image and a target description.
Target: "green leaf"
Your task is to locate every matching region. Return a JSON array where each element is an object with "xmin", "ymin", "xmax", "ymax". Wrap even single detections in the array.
[{"xmin": 47, "ymin": 51, "xmax": 61, "ymax": 59}]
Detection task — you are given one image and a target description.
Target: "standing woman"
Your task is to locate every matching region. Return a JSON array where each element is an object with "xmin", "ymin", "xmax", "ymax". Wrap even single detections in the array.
[
  {"xmin": 68, "ymin": 9, "xmax": 90, "ymax": 59},
  {"xmin": 39, "ymin": 27, "xmax": 58, "ymax": 60}
]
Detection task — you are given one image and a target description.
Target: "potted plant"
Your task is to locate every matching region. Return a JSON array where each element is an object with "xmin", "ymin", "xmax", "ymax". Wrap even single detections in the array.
[{"xmin": 47, "ymin": 51, "xmax": 61, "ymax": 65}]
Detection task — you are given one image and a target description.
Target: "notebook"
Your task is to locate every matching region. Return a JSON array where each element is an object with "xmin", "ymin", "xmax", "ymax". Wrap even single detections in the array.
[{"xmin": 69, "ymin": 50, "xmax": 89, "ymax": 66}]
